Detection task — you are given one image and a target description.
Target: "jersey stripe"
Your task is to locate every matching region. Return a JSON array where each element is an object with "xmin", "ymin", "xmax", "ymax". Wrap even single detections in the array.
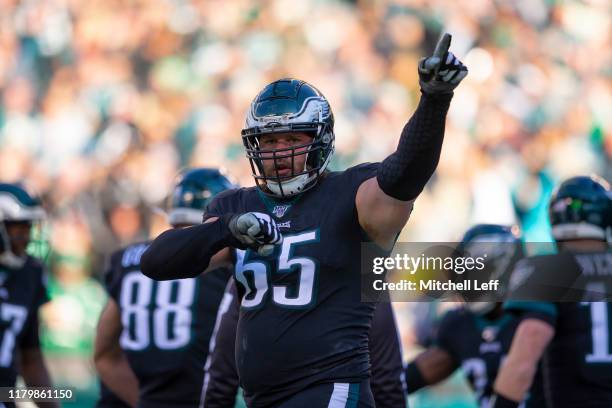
[{"xmin": 327, "ymin": 383, "xmax": 349, "ymax": 408}]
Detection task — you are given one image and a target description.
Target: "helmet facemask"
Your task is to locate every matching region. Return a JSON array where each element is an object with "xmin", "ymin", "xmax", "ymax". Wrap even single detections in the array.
[{"xmin": 242, "ymin": 80, "xmax": 335, "ymax": 198}]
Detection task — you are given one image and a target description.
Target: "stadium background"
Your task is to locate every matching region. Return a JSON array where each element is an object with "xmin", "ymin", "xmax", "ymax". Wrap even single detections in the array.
[{"xmin": 0, "ymin": 0, "xmax": 609, "ymax": 406}]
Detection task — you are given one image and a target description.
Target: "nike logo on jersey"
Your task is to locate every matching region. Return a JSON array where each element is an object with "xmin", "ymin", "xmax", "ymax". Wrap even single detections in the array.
[{"xmin": 277, "ymin": 221, "xmax": 291, "ymax": 229}]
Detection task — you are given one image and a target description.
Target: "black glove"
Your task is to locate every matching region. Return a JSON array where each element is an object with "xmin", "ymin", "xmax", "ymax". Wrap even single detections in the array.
[{"xmin": 418, "ymin": 33, "xmax": 468, "ymax": 94}]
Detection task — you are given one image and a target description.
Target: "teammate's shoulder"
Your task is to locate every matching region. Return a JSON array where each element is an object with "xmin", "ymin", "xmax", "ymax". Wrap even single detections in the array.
[
  {"xmin": 512, "ymin": 252, "xmax": 576, "ymax": 277},
  {"xmin": 519, "ymin": 252, "xmax": 571, "ymax": 265},
  {"xmin": 438, "ymin": 306, "xmax": 472, "ymax": 330}
]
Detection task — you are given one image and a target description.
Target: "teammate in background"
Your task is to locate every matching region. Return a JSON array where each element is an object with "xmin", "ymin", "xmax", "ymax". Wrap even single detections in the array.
[
  {"xmin": 141, "ymin": 33, "xmax": 467, "ymax": 406},
  {"xmin": 94, "ymin": 169, "xmax": 235, "ymax": 407},
  {"xmin": 95, "ymin": 383, "xmax": 131, "ymax": 408},
  {"xmin": 492, "ymin": 175, "xmax": 612, "ymax": 408},
  {"xmin": 404, "ymin": 224, "xmax": 545, "ymax": 408},
  {"xmin": 0, "ymin": 184, "xmax": 58, "ymax": 408},
  {"xmin": 201, "ymin": 280, "xmax": 407, "ymax": 408}
]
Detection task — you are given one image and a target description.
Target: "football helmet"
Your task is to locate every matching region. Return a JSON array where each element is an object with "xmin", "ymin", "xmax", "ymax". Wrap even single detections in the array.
[
  {"xmin": 458, "ymin": 224, "xmax": 523, "ymax": 315},
  {"xmin": 0, "ymin": 183, "xmax": 45, "ymax": 268},
  {"xmin": 168, "ymin": 168, "xmax": 235, "ymax": 226},
  {"xmin": 241, "ymin": 78, "xmax": 335, "ymax": 197},
  {"xmin": 549, "ymin": 175, "xmax": 611, "ymax": 243}
]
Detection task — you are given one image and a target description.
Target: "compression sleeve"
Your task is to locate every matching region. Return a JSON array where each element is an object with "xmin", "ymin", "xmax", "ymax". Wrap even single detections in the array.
[
  {"xmin": 376, "ymin": 92, "xmax": 453, "ymax": 201},
  {"xmin": 141, "ymin": 214, "xmax": 242, "ymax": 280}
]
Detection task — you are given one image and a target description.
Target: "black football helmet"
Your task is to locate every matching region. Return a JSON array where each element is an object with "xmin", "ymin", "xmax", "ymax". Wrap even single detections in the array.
[
  {"xmin": 241, "ymin": 78, "xmax": 335, "ymax": 197},
  {"xmin": 0, "ymin": 183, "xmax": 45, "ymax": 268},
  {"xmin": 549, "ymin": 175, "xmax": 611, "ymax": 243},
  {"xmin": 458, "ymin": 224, "xmax": 524, "ymax": 315},
  {"xmin": 168, "ymin": 168, "xmax": 235, "ymax": 226}
]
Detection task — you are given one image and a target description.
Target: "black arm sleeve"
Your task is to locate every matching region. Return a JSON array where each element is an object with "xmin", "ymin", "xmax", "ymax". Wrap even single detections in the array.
[
  {"xmin": 377, "ymin": 92, "xmax": 453, "ymax": 201},
  {"xmin": 20, "ymin": 266, "xmax": 49, "ymax": 349},
  {"xmin": 203, "ymin": 282, "xmax": 240, "ymax": 408},
  {"xmin": 141, "ymin": 214, "xmax": 241, "ymax": 280},
  {"xmin": 369, "ymin": 302, "xmax": 407, "ymax": 408}
]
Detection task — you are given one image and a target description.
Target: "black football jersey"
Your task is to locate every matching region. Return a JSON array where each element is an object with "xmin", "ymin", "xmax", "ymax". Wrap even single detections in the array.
[
  {"xmin": 95, "ymin": 382, "xmax": 131, "ymax": 408},
  {"xmin": 104, "ymin": 241, "xmax": 232, "ymax": 408},
  {"xmin": 505, "ymin": 250, "xmax": 612, "ymax": 408},
  {"xmin": 202, "ymin": 281, "xmax": 406, "ymax": 408},
  {"xmin": 203, "ymin": 163, "xmax": 385, "ymax": 407},
  {"xmin": 436, "ymin": 307, "xmax": 544, "ymax": 408},
  {"xmin": 0, "ymin": 257, "xmax": 48, "ymax": 391}
]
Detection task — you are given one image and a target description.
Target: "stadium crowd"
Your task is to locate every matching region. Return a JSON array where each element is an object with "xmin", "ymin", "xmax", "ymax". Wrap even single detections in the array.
[{"xmin": 0, "ymin": 0, "xmax": 609, "ymax": 405}]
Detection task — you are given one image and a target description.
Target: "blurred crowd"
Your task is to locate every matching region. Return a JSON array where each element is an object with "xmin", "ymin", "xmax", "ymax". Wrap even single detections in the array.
[{"xmin": 0, "ymin": 0, "xmax": 610, "ymax": 405}]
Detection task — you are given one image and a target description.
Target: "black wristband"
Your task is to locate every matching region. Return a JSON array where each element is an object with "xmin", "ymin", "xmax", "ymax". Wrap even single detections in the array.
[
  {"xmin": 489, "ymin": 393, "xmax": 520, "ymax": 408},
  {"xmin": 405, "ymin": 361, "xmax": 428, "ymax": 393}
]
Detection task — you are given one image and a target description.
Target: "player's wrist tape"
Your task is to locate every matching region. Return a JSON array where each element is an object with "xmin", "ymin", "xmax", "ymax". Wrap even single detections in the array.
[
  {"xmin": 376, "ymin": 92, "xmax": 452, "ymax": 201},
  {"xmin": 405, "ymin": 362, "xmax": 427, "ymax": 393},
  {"xmin": 489, "ymin": 393, "xmax": 520, "ymax": 408}
]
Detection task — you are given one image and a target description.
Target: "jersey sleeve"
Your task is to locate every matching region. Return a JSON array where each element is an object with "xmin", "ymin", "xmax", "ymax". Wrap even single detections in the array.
[
  {"xmin": 345, "ymin": 162, "xmax": 379, "ymax": 194},
  {"xmin": 19, "ymin": 263, "xmax": 50, "ymax": 349},
  {"xmin": 504, "ymin": 257, "xmax": 560, "ymax": 326},
  {"xmin": 203, "ymin": 280, "xmax": 240, "ymax": 408},
  {"xmin": 369, "ymin": 302, "xmax": 408, "ymax": 408},
  {"xmin": 433, "ymin": 309, "xmax": 463, "ymax": 364},
  {"xmin": 503, "ymin": 301, "xmax": 558, "ymax": 327}
]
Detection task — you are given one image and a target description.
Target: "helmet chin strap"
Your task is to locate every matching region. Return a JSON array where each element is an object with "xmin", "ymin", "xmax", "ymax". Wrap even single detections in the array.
[{"xmin": 267, "ymin": 172, "xmax": 312, "ymax": 197}]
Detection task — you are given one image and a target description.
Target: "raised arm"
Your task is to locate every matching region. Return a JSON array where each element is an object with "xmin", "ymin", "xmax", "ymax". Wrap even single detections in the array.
[{"xmin": 356, "ymin": 33, "xmax": 467, "ymax": 248}]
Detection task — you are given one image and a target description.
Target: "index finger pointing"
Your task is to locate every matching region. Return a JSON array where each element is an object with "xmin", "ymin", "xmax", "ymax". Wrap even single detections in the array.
[{"xmin": 433, "ymin": 33, "xmax": 452, "ymax": 59}]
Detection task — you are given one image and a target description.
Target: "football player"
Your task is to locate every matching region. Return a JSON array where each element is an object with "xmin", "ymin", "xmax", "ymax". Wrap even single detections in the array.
[
  {"xmin": 404, "ymin": 224, "xmax": 544, "ymax": 407},
  {"xmin": 201, "ymin": 280, "xmax": 407, "ymax": 407},
  {"xmin": 95, "ymin": 382, "xmax": 131, "ymax": 408},
  {"xmin": 0, "ymin": 183, "xmax": 58, "ymax": 408},
  {"xmin": 141, "ymin": 33, "xmax": 467, "ymax": 406},
  {"xmin": 94, "ymin": 168, "xmax": 235, "ymax": 407},
  {"xmin": 491, "ymin": 175, "xmax": 612, "ymax": 408}
]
